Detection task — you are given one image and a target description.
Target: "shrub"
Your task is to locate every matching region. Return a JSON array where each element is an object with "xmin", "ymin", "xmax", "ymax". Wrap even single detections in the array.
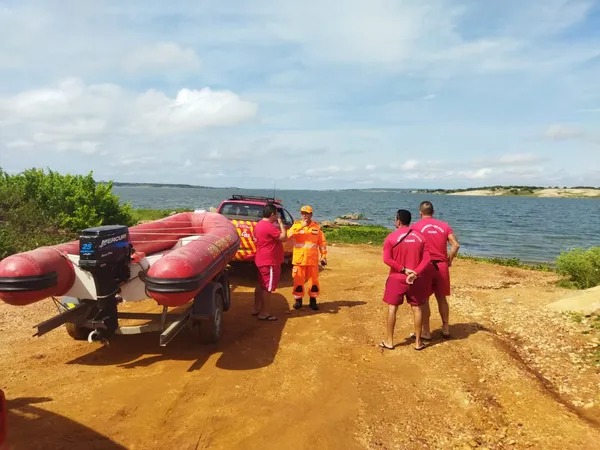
[
  {"xmin": 0, "ymin": 168, "xmax": 135, "ymax": 258},
  {"xmin": 556, "ymin": 247, "xmax": 600, "ymax": 289}
]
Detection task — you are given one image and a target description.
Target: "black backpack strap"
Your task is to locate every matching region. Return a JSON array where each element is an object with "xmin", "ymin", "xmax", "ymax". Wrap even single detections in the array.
[{"xmin": 392, "ymin": 229, "xmax": 412, "ymax": 250}]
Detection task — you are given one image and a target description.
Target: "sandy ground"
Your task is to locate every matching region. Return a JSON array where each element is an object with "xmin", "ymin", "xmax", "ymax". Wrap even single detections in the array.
[
  {"xmin": 449, "ymin": 188, "xmax": 600, "ymax": 198},
  {"xmin": 1, "ymin": 245, "xmax": 600, "ymax": 449}
]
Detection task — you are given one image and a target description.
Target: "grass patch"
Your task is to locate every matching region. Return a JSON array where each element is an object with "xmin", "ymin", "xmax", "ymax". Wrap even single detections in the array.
[
  {"xmin": 322, "ymin": 224, "xmax": 390, "ymax": 245},
  {"xmin": 565, "ymin": 312, "xmax": 600, "ymax": 366},
  {"xmin": 132, "ymin": 208, "xmax": 191, "ymax": 222},
  {"xmin": 457, "ymin": 254, "xmax": 554, "ymax": 272}
]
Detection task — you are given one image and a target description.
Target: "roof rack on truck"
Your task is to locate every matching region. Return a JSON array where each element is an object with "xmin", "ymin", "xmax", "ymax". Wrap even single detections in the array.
[{"xmin": 229, "ymin": 195, "xmax": 283, "ymax": 204}]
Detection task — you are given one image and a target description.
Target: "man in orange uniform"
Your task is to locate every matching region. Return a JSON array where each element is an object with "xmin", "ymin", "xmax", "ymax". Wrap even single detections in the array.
[{"xmin": 287, "ymin": 205, "xmax": 327, "ymax": 311}]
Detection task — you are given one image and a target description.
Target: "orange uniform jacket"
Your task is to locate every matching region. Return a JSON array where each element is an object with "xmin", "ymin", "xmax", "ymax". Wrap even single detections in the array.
[{"xmin": 287, "ymin": 221, "xmax": 327, "ymax": 266}]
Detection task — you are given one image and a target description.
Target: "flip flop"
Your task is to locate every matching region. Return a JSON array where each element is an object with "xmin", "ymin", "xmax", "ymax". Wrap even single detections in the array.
[
  {"xmin": 414, "ymin": 343, "xmax": 427, "ymax": 351},
  {"xmin": 409, "ymin": 333, "xmax": 432, "ymax": 341},
  {"xmin": 442, "ymin": 332, "xmax": 451, "ymax": 339},
  {"xmin": 379, "ymin": 341, "xmax": 395, "ymax": 350},
  {"xmin": 257, "ymin": 315, "xmax": 277, "ymax": 321}
]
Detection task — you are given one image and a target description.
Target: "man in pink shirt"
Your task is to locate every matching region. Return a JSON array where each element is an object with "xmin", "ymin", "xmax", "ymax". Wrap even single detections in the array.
[
  {"xmin": 413, "ymin": 201, "xmax": 460, "ymax": 339},
  {"xmin": 381, "ymin": 209, "xmax": 431, "ymax": 351},
  {"xmin": 253, "ymin": 203, "xmax": 287, "ymax": 321}
]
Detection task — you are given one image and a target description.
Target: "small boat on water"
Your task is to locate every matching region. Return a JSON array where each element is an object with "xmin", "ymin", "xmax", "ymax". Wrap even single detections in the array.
[{"xmin": 0, "ymin": 211, "xmax": 240, "ymax": 308}]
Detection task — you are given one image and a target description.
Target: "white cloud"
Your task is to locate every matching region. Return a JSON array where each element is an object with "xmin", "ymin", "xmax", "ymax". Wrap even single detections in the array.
[
  {"xmin": 130, "ymin": 88, "xmax": 258, "ymax": 134},
  {"xmin": 56, "ymin": 141, "xmax": 101, "ymax": 154},
  {"xmin": 0, "ymin": 79, "xmax": 258, "ymax": 156},
  {"xmin": 305, "ymin": 165, "xmax": 357, "ymax": 176},
  {"xmin": 544, "ymin": 124, "xmax": 585, "ymax": 141},
  {"xmin": 497, "ymin": 154, "xmax": 539, "ymax": 165},
  {"xmin": 124, "ymin": 42, "xmax": 201, "ymax": 73},
  {"xmin": 472, "ymin": 153, "xmax": 545, "ymax": 167},
  {"xmin": 401, "ymin": 159, "xmax": 419, "ymax": 170},
  {"xmin": 6, "ymin": 139, "xmax": 34, "ymax": 149}
]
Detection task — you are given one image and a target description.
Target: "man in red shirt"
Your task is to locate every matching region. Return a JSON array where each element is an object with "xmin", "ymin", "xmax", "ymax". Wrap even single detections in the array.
[
  {"xmin": 381, "ymin": 209, "xmax": 431, "ymax": 350},
  {"xmin": 413, "ymin": 201, "xmax": 460, "ymax": 338},
  {"xmin": 253, "ymin": 203, "xmax": 287, "ymax": 321}
]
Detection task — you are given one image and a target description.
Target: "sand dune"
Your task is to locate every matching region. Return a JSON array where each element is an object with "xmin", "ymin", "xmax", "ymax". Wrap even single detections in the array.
[{"xmin": 449, "ymin": 188, "xmax": 600, "ymax": 197}]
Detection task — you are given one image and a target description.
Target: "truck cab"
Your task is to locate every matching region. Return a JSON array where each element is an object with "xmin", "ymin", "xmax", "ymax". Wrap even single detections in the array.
[{"xmin": 216, "ymin": 195, "xmax": 294, "ymax": 263}]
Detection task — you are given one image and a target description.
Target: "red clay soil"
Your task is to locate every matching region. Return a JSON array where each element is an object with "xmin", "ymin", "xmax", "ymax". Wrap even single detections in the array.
[{"xmin": 1, "ymin": 244, "xmax": 599, "ymax": 449}]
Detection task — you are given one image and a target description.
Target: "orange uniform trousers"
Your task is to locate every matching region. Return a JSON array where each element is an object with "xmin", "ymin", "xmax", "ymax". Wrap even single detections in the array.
[{"xmin": 292, "ymin": 265, "xmax": 320, "ymax": 299}]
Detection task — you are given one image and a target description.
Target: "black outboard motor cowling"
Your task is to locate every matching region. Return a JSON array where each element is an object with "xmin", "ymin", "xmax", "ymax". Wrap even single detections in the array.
[{"xmin": 79, "ymin": 225, "xmax": 132, "ymax": 338}]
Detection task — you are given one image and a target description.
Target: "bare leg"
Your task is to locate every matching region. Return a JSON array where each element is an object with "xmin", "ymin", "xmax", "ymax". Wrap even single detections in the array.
[
  {"xmin": 435, "ymin": 294, "xmax": 450, "ymax": 335},
  {"xmin": 259, "ymin": 290, "xmax": 271, "ymax": 317},
  {"xmin": 253, "ymin": 286, "xmax": 263, "ymax": 315},
  {"xmin": 421, "ymin": 297, "xmax": 432, "ymax": 339},
  {"xmin": 411, "ymin": 304, "xmax": 424, "ymax": 349},
  {"xmin": 383, "ymin": 304, "xmax": 398, "ymax": 348}
]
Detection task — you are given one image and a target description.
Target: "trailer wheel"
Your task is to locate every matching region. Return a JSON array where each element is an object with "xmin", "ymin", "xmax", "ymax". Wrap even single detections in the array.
[
  {"xmin": 222, "ymin": 274, "xmax": 231, "ymax": 312},
  {"xmin": 62, "ymin": 300, "xmax": 95, "ymax": 340},
  {"xmin": 65, "ymin": 322, "xmax": 93, "ymax": 340},
  {"xmin": 199, "ymin": 289, "xmax": 224, "ymax": 344}
]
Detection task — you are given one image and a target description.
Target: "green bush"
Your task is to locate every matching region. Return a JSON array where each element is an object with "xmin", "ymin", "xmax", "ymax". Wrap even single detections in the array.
[
  {"xmin": 556, "ymin": 247, "xmax": 600, "ymax": 289},
  {"xmin": 0, "ymin": 168, "xmax": 135, "ymax": 259}
]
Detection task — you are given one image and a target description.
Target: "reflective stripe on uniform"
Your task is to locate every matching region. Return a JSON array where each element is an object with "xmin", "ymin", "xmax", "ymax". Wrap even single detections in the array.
[{"xmin": 293, "ymin": 242, "xmax": 317, "ymax": 249}]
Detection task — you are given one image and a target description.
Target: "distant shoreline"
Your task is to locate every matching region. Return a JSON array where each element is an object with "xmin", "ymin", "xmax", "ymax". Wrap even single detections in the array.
[
  {"xmin": 415, "ymin": 187, "xmax": 600, "ymax": 198},
  {"xmin": 109, "ymin": 183, "xmax": 600, "ymax": 198}
]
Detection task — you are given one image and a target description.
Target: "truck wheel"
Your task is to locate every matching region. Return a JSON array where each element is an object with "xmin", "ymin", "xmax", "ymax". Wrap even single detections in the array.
[{"xmin": 199, "ymin": 289, "xmax": 224, "ymax": 344}]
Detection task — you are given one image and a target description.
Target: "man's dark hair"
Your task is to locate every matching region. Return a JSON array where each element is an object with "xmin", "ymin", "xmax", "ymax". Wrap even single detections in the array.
[
  {"xmin": 419, "ymin": 201, "xmax": 434, "ymax": 215},
  {"xmin": 263, "ymin": 203, "xmax": 277, "ymax": 218},
  {"xmin": 396, "ymin": 209, "xmax": 411, "ymax": 225}
]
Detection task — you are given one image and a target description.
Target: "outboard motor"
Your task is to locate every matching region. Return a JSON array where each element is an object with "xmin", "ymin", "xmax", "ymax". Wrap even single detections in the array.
[{"xmin": 79, "ymin": 225, "xmax": 131, "ymax": 339}]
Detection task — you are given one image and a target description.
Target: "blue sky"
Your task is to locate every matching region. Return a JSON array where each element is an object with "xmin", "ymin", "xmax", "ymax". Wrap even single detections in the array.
[{"xmin": 1, "ymin": 0, "xmax": 599, "ymax": 189}]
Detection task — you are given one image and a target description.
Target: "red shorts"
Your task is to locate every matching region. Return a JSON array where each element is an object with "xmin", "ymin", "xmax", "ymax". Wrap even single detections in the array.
[
  {"xmin": 383, "ymin": 275, "xmax": 428, "ymax": 306},
  {"xmin": 257, "ymin": 265, "xmax": 281, "ymax": 292},
  {"xmin": 428, "ymin": 261, "xmax": 451, "ymax": 297}
]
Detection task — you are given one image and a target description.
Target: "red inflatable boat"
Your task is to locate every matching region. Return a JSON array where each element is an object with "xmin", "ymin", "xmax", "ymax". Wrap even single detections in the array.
[{"xmin": 0, "ymin": 211, "xmax": 240, "ymax": 308}]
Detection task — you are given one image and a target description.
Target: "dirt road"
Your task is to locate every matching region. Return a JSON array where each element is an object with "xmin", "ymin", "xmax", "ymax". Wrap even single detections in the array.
[{"xmin": 1, "ymin": 245, "xmax": 599, "ymax": 449}]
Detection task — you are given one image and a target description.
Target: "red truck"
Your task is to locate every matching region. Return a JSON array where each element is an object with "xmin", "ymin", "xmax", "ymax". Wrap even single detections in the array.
[{"xmin": 216, "ymin": 195, "xmax": 295, "ymax": 263}]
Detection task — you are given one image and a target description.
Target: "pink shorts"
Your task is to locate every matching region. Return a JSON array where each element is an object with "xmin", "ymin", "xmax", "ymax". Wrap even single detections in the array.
[
  {"xmin": 257, "ymin": 265, "xmax": 281, "ymax": 292},
  {"xmin": 383, "ymin": 276, "xmax": 428, "ymax": 306},
  {"xmin": 428, "ymin": 261, "xmax": 451, "ymax": 297}
]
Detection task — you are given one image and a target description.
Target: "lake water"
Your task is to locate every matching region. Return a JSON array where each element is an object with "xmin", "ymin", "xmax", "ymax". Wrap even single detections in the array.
[{"xmin": 113, "ymin": 186, "xmax": 600, "ymax": 264}]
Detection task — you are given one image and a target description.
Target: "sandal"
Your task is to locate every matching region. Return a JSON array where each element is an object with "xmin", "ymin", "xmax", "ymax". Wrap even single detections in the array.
[
  {"xmin": 409, "ymin": 332, "xmax": 432, "ymax": 341},
  {"xmin": 257, "ymin": 315, "xmax": 278, "ymax": 321},
  {"xmin": 379, "ymin": 341, "xmax": 395, "ymax": 350}
]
